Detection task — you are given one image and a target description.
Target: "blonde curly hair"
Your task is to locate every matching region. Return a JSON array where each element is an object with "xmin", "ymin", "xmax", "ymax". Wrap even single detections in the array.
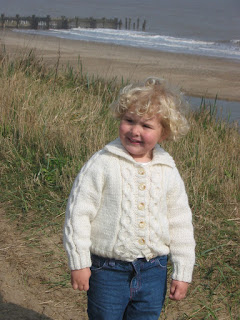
[{"xmin": 110, "ymin": 77, "xmax": 190, "ymax": 141}]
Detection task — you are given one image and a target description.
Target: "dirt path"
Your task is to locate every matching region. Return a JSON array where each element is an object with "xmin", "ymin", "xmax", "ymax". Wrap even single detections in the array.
[
  {"xmin": 0, "ymin": 207, "xmax": 196, "ymax": 320},
  {"xmin": 0, "ymin": 207, "xmax": 88, "ymax": 320}
]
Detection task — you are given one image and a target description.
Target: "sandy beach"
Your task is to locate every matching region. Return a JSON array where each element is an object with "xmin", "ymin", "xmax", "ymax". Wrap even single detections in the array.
[{"xmin": 1, "ymin": 29, "xmax": 240, "ymax": 101}]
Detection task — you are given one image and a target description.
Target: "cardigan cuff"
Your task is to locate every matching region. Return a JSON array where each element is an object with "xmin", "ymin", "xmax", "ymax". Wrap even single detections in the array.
[
  {"xmin": 171, "ymin": 262, "xmax": 194, "ymax": 283},
  {"xmin": 68, "ymin": 251, "xmax": 92, "ymax": 270}
]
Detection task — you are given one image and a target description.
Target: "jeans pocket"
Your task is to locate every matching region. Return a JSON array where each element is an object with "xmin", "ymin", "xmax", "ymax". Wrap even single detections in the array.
[
  {"xmin": 90, "ymin": 255, "xmax": 107, "ymax": 273},
  {"xmin": 156, "ymin": 255, "xmax": 168, "ymax": 269}
]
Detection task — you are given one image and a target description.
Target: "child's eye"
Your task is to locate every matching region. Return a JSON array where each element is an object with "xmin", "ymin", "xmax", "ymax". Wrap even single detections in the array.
[
  {"xmin": 144, "ymin": 124, "xmax": 152, "ymax": 128},
  {"xmin": 125, "ymin": 118, "xmax": 133, "ymax": 123}
]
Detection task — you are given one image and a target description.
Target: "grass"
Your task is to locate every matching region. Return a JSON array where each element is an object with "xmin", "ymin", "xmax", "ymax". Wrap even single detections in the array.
[{"xmin": 0, "ymin": 49, "xmax": 239, "ymax": 319}]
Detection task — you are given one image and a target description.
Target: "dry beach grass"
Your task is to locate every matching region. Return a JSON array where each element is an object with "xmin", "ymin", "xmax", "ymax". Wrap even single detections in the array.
[{"xmin": 0, "ymin": 35, "xmax": 239, "ymax": 319}]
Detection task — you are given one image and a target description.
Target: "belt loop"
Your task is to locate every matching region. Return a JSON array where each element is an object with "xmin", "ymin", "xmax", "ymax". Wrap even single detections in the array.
[{"xmin": 109, "ymin": 259, "xmax": 116, "ymax": 267}]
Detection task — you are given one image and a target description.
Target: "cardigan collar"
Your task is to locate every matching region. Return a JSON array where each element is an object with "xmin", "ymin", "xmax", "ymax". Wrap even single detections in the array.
[{"xmin": 104, "ymin": 138, "xmax": 175, "ymax": 168}]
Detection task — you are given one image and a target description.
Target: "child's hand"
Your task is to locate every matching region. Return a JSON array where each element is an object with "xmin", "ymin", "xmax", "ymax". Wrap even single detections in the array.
[
  {"xmin": 169, "ymin": 279, "xmax": 189, "ymax": 301},
  {"xmin": 71, "ymin": 268, "xmax": 91, "ymax": 291}
]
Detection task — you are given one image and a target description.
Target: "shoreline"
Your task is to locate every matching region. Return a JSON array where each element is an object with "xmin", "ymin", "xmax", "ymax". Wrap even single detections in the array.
[{"xmin": 1, "ymin": 29, "xmax": 240, "ymax": 102}]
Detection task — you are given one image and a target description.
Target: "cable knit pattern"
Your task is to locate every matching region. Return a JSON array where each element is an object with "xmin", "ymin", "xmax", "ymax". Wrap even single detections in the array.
[
  {"xmin": 113, "ymin": 163, "xmax": 136, "ymax": 260},
  {"xmin": 63, "ymin": 138, "xmax": 195, "ymax": 282}
]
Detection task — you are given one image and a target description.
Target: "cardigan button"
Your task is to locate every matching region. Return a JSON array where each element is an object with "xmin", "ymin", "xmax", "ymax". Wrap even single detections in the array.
[
  {"xmin": 139, "ymin": 221, "xmax": 146, "ymax": 228},
  {"xmin": 138, "ymin": 202, "xmax": 145, "ymax": 210},
  {"xmin": 147, "ymin": 254, "xmax": 154, "ymax": 260},
  {"xmin": 139, "ymin": 183, "xmax": 146, "ymax": 191},
  {"xmin": 138, "ymin": 168, "xmax": 145, "ymax": 175},
  {"xmin": 138, "ymin": 238, "xmax": 145, "ymax": 245}
]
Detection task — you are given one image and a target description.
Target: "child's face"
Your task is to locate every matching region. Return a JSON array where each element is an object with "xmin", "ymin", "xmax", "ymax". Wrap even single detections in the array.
[{"xmin": 119, "ymin": 112, "xmax": 165, "ymax": 162}]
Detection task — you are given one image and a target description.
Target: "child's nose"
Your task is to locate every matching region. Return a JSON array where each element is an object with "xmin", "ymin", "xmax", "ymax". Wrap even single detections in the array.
[{"xmin": 131, "ymin": 125, "xmax": 140, "ymax": 136}]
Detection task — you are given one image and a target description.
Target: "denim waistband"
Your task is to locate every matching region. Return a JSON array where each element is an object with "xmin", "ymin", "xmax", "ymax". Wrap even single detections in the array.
[{"xmin": 91, "ymin": 253, "xmax": 167, "ymax": 267}]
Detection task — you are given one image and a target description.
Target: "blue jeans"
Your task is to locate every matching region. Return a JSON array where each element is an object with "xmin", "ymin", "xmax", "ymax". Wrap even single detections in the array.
[{"xmin": 87, "ymin": 254, "xmax": 167, "ymax": 320}]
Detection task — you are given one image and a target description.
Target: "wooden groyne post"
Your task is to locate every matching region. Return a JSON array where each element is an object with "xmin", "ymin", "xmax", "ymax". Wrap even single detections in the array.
[{"xmin": 0, "ymin": 14, "xmax": 146, "ymax": 31}]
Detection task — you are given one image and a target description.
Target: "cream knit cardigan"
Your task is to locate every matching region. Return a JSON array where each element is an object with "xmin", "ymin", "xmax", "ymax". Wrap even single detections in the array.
[{"xmin": 64, "ymin": 138, "xmax": 195, "ymax": 282}]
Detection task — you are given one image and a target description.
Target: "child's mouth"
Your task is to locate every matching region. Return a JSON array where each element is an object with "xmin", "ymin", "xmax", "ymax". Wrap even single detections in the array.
[{"xmin": 128, "ymin": 137, "xmax": 142, "ymax": 145}]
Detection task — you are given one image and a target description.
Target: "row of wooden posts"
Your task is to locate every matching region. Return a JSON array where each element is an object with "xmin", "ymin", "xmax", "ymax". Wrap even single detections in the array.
[{"xmin": 0, "ymin": 14, "xmax": 146, "ymax": 31}]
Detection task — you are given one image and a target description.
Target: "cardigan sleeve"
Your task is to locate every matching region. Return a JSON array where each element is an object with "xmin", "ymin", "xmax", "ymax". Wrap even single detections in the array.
[
  {"xmin": 166, "ymin": 166, "xmax": 195, "ymax": 283},
  {"xmin": 63, "ymin": 152, "xmax": 105, "ymax": 270}
]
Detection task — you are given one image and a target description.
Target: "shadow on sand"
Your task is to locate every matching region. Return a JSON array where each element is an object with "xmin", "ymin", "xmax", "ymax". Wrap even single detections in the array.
[{"xmin": 0, "ymin": 294, "xmax": 52, "ymax": 320}]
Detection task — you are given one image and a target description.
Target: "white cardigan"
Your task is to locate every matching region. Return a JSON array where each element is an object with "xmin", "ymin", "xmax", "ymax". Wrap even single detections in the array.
[{"xmin": 63, "ymin": 138, "xmax": 195, "ymax": 282}]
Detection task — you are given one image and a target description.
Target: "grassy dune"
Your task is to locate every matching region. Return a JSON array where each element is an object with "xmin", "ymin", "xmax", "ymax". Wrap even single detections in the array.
[{"xmin": 0, "ymin": 50, "xmax": 239, "ymax": 319}]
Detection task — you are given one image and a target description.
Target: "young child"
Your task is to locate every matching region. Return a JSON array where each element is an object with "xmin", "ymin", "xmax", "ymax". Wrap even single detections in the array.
[{"xmin": 63, "ymin": 77, "xmax": 195, "ymax": 320}]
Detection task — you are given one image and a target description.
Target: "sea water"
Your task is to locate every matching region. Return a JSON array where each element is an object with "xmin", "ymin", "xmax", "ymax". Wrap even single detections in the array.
[
  {"xmin": 16, "ymin": 27, "xmax": 240, "ymax": 61},
  {"xmin": 1, "ymin": 0, "xmax": 240, "ymax": 60}
]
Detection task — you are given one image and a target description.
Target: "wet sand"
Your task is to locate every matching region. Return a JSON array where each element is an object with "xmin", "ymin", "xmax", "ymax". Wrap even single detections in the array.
[{"xmin": 1, "ymin": 29, "xmax": 240, "ymax": 101}]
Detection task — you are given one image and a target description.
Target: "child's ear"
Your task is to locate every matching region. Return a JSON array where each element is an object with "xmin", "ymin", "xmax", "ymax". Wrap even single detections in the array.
[
  {"xmin": 159, "ymin": 134, "xmax": 167, "ymax": 143},
  {"xmin": 159, "ymin": 130, "xmax": 168, "ymax": 143}
]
